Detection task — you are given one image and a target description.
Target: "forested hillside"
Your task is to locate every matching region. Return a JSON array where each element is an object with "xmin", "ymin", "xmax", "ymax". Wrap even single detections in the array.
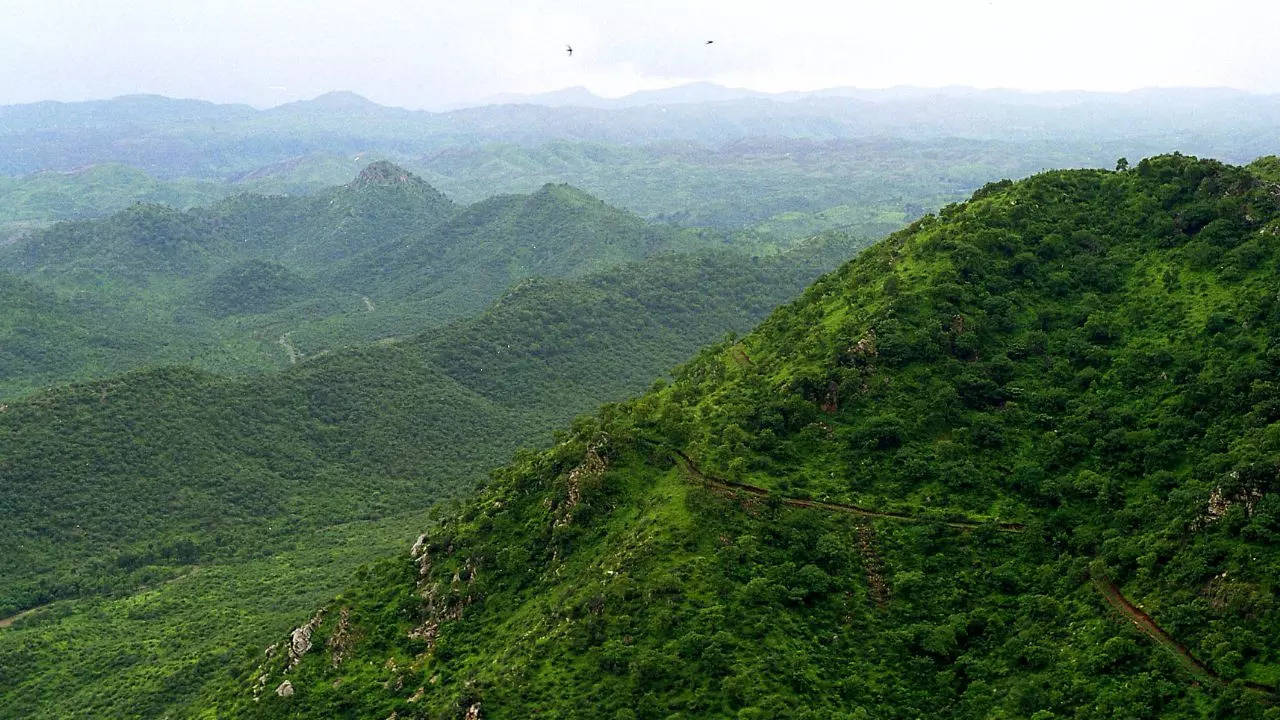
[
  {"xmin": 5, "ymin": 87, "xmax": 1280, "ymax": 241},
  {"xmin": 0, "ymin": 232, "xmax": 864, "ymax": 718},
  {"xmin": 213, "ymin": 155, "xmax": 1280, "ymax": 719},
  {"xmin": 0, "ymin": 163, "xmax": 737, "ymax": 398}
]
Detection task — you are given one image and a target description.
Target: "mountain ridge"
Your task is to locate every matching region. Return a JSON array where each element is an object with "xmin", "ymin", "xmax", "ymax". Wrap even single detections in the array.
[{"xmin": 209, "ymin": 154, "xmax": 1280, "ymax": 719}]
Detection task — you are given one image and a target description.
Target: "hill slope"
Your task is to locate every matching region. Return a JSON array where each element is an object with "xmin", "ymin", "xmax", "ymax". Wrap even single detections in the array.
[
  {"xmin": 213, "ymin": 155, "xmax": 1280, "ymax": 719},
  {"xmin": 0, "ymin": 236, "xmax": 864, "ymax": 719},
  {"xmin": 0, "ymin": 164, "xmax": 726, "ymax": 398}
]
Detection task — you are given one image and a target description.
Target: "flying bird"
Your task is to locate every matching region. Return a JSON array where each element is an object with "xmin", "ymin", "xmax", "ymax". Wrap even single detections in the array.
[
  {"xmin": 705, "ymin": 40, "xmax": 714, "ymax": 45},
  {"xmin": 566, "ymin": 44, "xmax": 573, "ymax": 56}
]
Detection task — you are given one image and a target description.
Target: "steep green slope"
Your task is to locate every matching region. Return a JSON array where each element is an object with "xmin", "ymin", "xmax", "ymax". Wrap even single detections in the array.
[
  {"xmin": 214, "ymin": 155, "xmax": 1280, "ymax": 719},
  {"xmin": 0, "ymin": 237, "xmax": 863, "ymax": 719}
]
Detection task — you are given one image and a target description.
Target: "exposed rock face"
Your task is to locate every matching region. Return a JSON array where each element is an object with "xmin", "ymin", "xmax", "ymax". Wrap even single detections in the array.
[
  {"xmin": 1199, "ymin": 472, "xmax": 1265, "ymax": 528},
  {"xmin": 841, "ymin": 328, "xmax": 879, "ymax": 394},
  {"xmin": 275, "ymin": 680, "xmax": 294, "ymax": 697},
  {"xmin": 555, "ymin": 435, "xmax": 609, "ymax": 527},
  {"xmin": 849, "ymin": 328, "xmax": 878, "ymax": 361},
  {"xmin": 355, "ymin": 160, "xmax": 416, "ymax": 187},
  {"xmin": 464, "ymin": 701, "xmax": 482, "ymax": 719},
  {"xmin": 408, "ymin": 549, "xmax": 480, "ymax": 651},
  {"xmin": 411, "ymin": 533, "xmax": 432, "ymax": 577},
  {"xmin": 287, "ymin": 609, "xmax": 326, "ymax": 671}
]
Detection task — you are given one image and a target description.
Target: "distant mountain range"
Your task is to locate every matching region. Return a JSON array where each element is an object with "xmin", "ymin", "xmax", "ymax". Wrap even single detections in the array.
[{"xmin": 2, "ymin": 84, "xmax": 1279, "ymax": 181}]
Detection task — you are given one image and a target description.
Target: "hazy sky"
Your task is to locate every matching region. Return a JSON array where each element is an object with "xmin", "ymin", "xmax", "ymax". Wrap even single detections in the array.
[{"xmin": 2, "ymin": 0, "xmax": 1278, "ymax": 109}]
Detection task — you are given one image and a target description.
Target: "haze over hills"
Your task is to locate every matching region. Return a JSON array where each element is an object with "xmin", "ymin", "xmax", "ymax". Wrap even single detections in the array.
[
  {"xmin": 0, "ymin": 162, "xmax": 765, "ymax": 398},
  {"xmin": 2, "ymin": 84, "xmax": 1279, "ymax": 181},
  {"xmin": 200, "ymin": 154, "xmax": 1280, "ymax": 720},
  {"xmin": 3, "ymin": 83, "xmax": 1278, "ymax": 252}
]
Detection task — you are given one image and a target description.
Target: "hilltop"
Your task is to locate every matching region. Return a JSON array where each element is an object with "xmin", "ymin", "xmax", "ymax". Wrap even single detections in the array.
[
  {"xmin": 0, "ymin": 163, "xmax": 729, "ymax": 398},
  {"xmin": 212, "ymin": 155, "xmax": 1280, "ymax": 719}
]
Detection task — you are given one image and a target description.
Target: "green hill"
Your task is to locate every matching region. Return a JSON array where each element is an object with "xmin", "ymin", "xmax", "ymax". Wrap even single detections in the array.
[
  {"xmin": 0, "ymin": 163, "xmax": 224, "ymax": 222},
  {"xmin": 0, "ymin": 236, "xmax": 864, "ymax": 719},
  {"xmin": 207, "ymin": 154, "xmax": 1280, "ymax": 719},
  {"xmin": 0, "ymin": 164, "xmax": 728, "ymax": 399}
]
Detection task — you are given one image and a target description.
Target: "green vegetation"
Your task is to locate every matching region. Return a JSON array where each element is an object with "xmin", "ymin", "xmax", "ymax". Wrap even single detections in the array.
[
  {"xmin": 0, "ymin": 164, "xmax": 225, "ymax": 234},
  {"xmin": 0, "ymin": 163, "xmax": 754, "ymax": 399},
  {"xmin": 0, "ymin": 226, "xmax": 862, "ymax": 717},
  {"xmin": 202, "ymin": 155, "xmax": 1280, "ymax": 719}
]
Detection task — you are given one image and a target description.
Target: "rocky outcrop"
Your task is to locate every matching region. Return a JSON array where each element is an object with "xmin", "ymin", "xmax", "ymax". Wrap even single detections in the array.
[
  {"xmin": 354, "ymin": 160, "xmax": 417, "ymax": 187},
  {"xmin": 408, "ymin": 528, "xmax": 479, "ymax": 652},
  {"xmin": 464, "ymin": 701, "xmax": 483, "ymax": 719},
  {"xmin": 408, "ymin": 555, "xmax": 480, "ymax": 651},
  {"xmin": 287, "ymin": 609, "xmax": 326, "ymax": 671},
  {"xmin": 848, "ymin": 328, "xmax": 877, "ymax": 361},
  {"xmin": 275, "ymin": 680, "xmax": 294, "ymax": 697},
  {"xmin": 1198, "ymin": 473, "xmax": 1265, "ymax": 528},
  {"xmin": 554, "ymin": 435, "xmax": 609, "ymax": 527},
  {"xmin": 411, "ymin": 533, "xmax": 432, "ymax": 577}
]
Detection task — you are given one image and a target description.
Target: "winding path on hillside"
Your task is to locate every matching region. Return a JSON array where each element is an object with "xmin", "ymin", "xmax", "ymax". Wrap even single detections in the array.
[
  {"xmin": 0, "ymin": 604, "xmax": 46, "ymax": 629},
  {"xmin": 666, "ymin": 445, "xmax": 1275, "ymax": 700},
  {"xmin": 1091, "ymin": 573, "xmax": 1277, "ymax": 697},
  {"xmin": 671, "ymin": 448, "xmax": 1024, "ymax": 532}
]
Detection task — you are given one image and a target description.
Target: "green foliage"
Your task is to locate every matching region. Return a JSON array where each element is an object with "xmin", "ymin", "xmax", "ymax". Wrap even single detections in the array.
[
  {"xmin": 204, "ymin": 260, "xmax": 311, "ymax": 316},
  {"xmin": 0, "ymin": 225, "xmax": 856, "ymax": 717},
  {"xmin": 0, "ymin": 164, "xmax": 768, "ymax": 399},
  {"xmin": 205, "ymin": 154, "xmax": 1280, "ymax": 719}
]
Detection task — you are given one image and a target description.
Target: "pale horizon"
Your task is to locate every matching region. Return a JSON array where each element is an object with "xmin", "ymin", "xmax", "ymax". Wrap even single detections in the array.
[
  {"xmin": 3, "ymin": 0, "xmax": 1280, "ymax": 110},
  {"xmin": 5, "ymin": 81, "xmax": 1278, "ymax": 113}
]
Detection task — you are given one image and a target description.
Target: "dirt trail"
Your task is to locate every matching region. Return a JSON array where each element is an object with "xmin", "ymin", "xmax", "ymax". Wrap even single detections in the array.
[
  {"xmin": 1092, "ymin": 574, "xmax": 1277, "ymax": 697},
  {"xmin": 1092, "ymin": 575, "xmax": 1217, "ymax": 682},
  {"xmin": 1, "ymin": 568, "xmax": 200, "ymax": 630},
  {"xmin": 663, "ymin": 443, "xmax": 1272, "ymax": 699},
  {"xmin": 671, "ymin": 448, "xmax": 1024, "ymax": 532},
  {"xmin": 0, "ymin": 604, "xmax": 46, "ymax": 629}
]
